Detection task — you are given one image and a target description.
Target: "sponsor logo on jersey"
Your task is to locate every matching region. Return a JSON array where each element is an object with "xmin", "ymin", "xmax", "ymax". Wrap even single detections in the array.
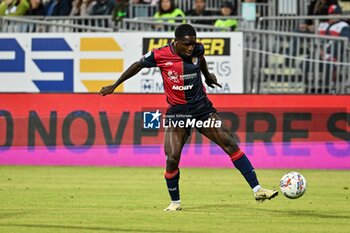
[
  {"xmin": 180, "ymin": 73, "xmax": 197, "ymax": 80},
  {"xmin": 172, "ymin": 84, "xmax": 193, "ymax": 91},
  {"xmin": 167, "ymin": 70, "xmax": 179, "ymax": 83}
]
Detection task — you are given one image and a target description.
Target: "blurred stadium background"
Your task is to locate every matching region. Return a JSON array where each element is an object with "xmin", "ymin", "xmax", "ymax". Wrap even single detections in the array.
[{"xmin": 0, "ymin": 0, "xmax": 349, "ymax": 232}]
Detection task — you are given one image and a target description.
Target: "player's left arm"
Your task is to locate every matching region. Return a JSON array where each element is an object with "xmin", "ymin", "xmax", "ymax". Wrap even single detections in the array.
[{"xmin": 200, "ymin": 56, "xmax": 222, "ymax": 88}]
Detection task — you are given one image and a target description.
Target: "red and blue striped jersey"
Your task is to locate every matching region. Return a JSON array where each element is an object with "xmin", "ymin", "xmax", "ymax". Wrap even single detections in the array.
[{"xmin": 139, "ymin": 42, "xmax": 207, "ymax": 106}]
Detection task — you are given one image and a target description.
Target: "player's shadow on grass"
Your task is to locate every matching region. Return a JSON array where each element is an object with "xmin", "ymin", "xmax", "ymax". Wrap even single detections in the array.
[
  {"xmin": 254, "ymin": 208, "xmax": 350, "ymax": 219},
  {"xmin": 0, "ymin": 223, "xmax": 195, "ymax": 233},
  {"xmin": 185, "ymin": 203, "xmax": 248, "ymax": 212},
  {"xmin": 185, "ymin": 205, "xmax": 350, "ymax": 219}
]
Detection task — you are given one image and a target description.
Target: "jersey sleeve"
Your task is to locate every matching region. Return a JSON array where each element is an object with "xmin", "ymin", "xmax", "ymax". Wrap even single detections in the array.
[{"xmin": 138, "ymin": 51, "xmax": 157, "ymax": 68}]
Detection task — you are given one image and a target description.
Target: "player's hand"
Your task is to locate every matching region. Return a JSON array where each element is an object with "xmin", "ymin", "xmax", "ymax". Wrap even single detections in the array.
[
  {"xmin": 205, "ymin": 73, "xmax": 222, "ymax": 88},
  {"xmin": 99, "ymin": 84, "xmax": 116, "ymax": 96}
]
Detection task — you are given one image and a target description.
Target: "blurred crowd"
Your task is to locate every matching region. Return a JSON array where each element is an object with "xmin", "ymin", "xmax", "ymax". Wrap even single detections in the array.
[
  {"xmin": 0, "ymin": 0, "xmax": 257, "ymax": 31},
  {"xmin": 0, "ymin": 0, "xmax": 349, "ymax": 37},
  {"xmin": 292, "ymin": 0, "xmax": 350, "ymax": 52},
  {"xmin": 0, "ymin": 0, "xmax": 115, "ymax": 16}
]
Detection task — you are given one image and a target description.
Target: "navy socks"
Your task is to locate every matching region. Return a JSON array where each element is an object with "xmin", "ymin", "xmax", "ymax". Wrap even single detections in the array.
[
  {"xmin": 231, "ymin": 152, "xmax": 260, "ymax": 189},
  {"xmin": 165, "ymin": 169, "xmax": 180, "ymax": 201}
]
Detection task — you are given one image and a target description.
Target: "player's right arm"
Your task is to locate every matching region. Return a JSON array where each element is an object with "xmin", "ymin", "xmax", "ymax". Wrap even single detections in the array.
[
  {"xmin": 99, "ymin": 62, "xmax": 143, "ymax": 96},
  {"xmin": 99, "ymin": 51, "xmax": 157, "ymax": 96}
]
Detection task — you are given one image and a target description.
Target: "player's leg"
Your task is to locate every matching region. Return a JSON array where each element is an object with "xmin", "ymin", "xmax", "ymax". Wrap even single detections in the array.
[
  {"xmin": 198, "ymin": 113, "xmax": 260, "ymax": 190},
  {"xmin": 163, "ymin": 126, "xmax": 190, "ymax": 211},
  {"xmin": 199, "ymin": 113, "xmax": 278, "ymax": 202}
]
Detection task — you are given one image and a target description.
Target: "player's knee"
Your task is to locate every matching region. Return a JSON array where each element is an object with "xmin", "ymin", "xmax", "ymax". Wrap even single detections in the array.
[
  {"xmin": 165, "ymin": 154, "xmax": 180, "ymax": 170},
  {"xmin": 224, "ymin": 146, "xmax": 240, "ymax": 155}
]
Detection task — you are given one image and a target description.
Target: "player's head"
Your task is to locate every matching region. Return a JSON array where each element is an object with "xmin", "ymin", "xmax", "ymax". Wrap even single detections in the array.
[
  {"xmin": 174, "ymin": 24, "xmax": 197, "ymax": 57},
  {"xmin": 175, "ymin": 24, "xmax": 196, "ymax": 40}
]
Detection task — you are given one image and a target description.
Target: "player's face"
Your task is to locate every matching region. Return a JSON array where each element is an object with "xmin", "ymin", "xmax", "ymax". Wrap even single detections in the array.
[{"xmin": 174, "ymin": 36, "xmax": 196, "ymax": 57}]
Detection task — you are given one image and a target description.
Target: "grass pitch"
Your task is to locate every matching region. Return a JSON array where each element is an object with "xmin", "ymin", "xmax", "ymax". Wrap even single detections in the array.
[{"xmin": 0, "ymin": 166, "xmax": 349, "ymax": 233}]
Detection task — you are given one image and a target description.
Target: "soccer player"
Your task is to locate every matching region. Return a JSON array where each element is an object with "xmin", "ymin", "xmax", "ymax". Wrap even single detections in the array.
[{"xmin": 99, "ymin": 24, "xmax": 278, "ymax": 211}]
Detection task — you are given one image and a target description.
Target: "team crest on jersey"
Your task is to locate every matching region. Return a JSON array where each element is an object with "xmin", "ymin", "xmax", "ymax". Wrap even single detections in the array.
[
  {"xmin": 192, "ymin": 57, "xmax": 198, "ymax": 65},
  {"xmin": 167, "ymin": 70, "xmax": 179, "ymax": 83}
]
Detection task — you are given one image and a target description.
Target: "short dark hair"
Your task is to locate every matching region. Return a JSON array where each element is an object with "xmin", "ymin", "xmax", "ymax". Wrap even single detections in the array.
[{"xmin": 175, "ymin": 24, "xmax": 196, "ymax": 39}]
